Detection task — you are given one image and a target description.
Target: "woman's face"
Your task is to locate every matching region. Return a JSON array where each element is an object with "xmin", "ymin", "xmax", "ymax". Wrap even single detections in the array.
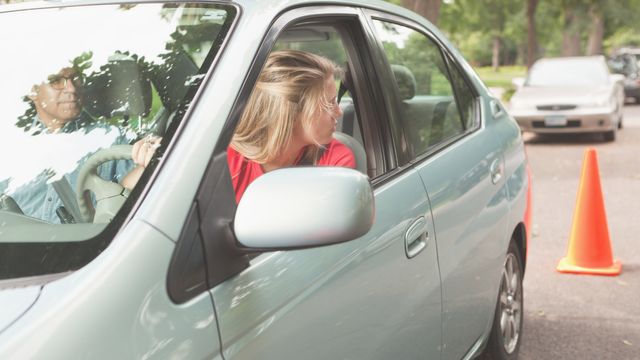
[{"xmin": 297, "ymin": 75, "xmax": 343, "ymax": 146}]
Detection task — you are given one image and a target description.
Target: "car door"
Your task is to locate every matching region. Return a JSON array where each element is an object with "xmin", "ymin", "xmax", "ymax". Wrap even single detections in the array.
[
  {"xmin": 367, "ymin": 13, "xmax": 511, "ymax": 360},
  {"xmin": 200, "ymin": 6, "xmax": 443, "ymax": 360}
]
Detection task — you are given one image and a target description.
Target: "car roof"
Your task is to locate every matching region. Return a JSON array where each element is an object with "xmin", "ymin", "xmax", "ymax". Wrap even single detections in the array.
[
  {"xmin": 535, "ymin": 55, "xmax": 606, "ymax": 64},
  {"xmin": 1, "ymin": 0, "xmax": 412, "ymax": 19},
  {"xmin": 0, "ymin": 0, "xmax": 449, "ymax": 47},
  {"xmin": 614, "ymin": 47, "xmax": 640, "ymax": 55},
  {"xmin": 0, "ymin": 0, "xmax": 464, "ymax": 74}
]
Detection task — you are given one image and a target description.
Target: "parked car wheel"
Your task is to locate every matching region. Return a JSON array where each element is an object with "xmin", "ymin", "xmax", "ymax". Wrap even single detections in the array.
[
  {"xmin": 482, "ymin": 240, "xmax": 523, "ymax": 360},
  {"xmin": 604, "ymin": 128, "xmax": 617, "ymax": 142}
]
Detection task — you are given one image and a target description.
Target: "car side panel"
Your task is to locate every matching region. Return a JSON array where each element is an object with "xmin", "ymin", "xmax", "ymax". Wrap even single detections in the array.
[
  {"xmin": 211, "ymin": 170, "xmax": 442, "ymax": 359},
  {"xmin": 414, "ymin": 108, "xmax": 512, "ymax": 359},
  {"xmin": 0, "ymin": 220, "xmax": 222, "ymax": 360}
]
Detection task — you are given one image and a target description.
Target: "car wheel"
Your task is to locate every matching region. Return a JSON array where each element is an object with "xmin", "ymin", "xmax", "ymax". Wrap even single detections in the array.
[
  {"xmin": 603, "ymin": 129, "xmax": 616, "ymax": 142},
  {"xmin": 618, "ymin": 115, "xmax": 623, "ymax": 129},
  {"xmin": 481, "ymin": 241, "xmax": 523, "ymax": 360}
]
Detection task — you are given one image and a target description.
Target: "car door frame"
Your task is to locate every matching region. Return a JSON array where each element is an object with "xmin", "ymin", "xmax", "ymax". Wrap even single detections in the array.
[
  {"xmin": 166, "ymin": 5, "xmax": 402, "ymax": 302},
  {"xmin": 360, "ymin": 8, "xmax": 516, "ymax": 360},
  {"xmin": 165, "ymin": 3, "xmax": 444, "ymax": 359}
]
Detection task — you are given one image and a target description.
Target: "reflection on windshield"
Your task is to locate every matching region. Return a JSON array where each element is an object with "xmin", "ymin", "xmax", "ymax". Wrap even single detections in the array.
[
  {"xmin": 0, "ymin": 2, "xmax": 235, "ymax": 279},
  {"xmin": 527, "ymin": 60, "xmax": 609, "ymax": 87},
  {"xmin": 1, "ymin": 3, "xmax": 232, "ymax": 223}
]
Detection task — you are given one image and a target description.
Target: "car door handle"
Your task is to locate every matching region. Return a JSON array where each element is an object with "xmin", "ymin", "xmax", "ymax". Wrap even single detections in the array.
[
  {"xmin": 405, "ymin": 216, "xmax": 428, "ymax": 259},
  {"xmin": 490, "ymin": 158, "xmax": 503, "ymax": 185}
]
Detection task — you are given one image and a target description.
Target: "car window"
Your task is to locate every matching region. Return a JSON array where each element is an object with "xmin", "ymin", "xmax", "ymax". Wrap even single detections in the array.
[
  {"xmin": 0, "ymin": 3, "xmax": 236, "ymax": 279},
  {"xmin": 372, "ymin": 19, "xmax": 465, "ymax": 157},
  {"xmin": 227, "ymin": 21, "xmax": 367, "ymax": 195},
  {"xmin": 273, "ymin": 26, "xmax": 364, "ymax": 149},
  {"xmin": 446, "ymin": 55, "xmax": 478, "ymax": 130}
]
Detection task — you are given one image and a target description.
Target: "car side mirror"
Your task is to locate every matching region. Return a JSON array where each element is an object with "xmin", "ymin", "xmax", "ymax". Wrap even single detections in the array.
[
  {"xmin": 610, "ymin": 73, "xmax": 625, "ymax": 84},
  {"xmin": 234, "ymin": 167, "xmax": 374, "ymax": 250},
  {"xmin": 512, "ymin": 77, "xmax": 525, "ymax": 88}
]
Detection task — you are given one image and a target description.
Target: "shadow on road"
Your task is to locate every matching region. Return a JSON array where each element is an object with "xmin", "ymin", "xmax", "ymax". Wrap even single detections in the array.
[
  {"xmin": 520, "ymin": 312, "xmax": 639, "ymax": 360},
  {"xmin": 524, "ymin": 132, "xmax": 611, "ymax": 145}
]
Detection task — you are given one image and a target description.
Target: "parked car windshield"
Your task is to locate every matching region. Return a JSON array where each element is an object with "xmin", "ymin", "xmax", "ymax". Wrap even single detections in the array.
[
  {"xmin": 0, "ymin": 3, "xmax": 236, "ymax": 279},
  {"xmin": 527, "ymin": 58, "xmax": 609, "ymax": 87}
]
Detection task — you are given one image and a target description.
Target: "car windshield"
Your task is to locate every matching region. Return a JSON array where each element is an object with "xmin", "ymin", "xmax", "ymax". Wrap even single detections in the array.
[
  {"xmin": 526, "ymin": 59, "xmax": 609, "ymax": 87},
  {"xmin": 0, "ymin": 3, "xmax": 235, "ymax": 279}
]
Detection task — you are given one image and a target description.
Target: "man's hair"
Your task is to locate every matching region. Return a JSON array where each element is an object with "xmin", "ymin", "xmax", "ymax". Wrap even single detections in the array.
[{"xmin": 231, "ymin": 50, "xmax": 341, "ymax": 164}]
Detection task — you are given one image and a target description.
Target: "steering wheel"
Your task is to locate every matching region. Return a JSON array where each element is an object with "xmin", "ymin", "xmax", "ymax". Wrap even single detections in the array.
[{"xmin": 76, "ymin": 145, "xmax": 133, "ymax": 223}]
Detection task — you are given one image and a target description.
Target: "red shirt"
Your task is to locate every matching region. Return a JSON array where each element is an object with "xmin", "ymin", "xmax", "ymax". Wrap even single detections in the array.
[{"xmin": 227, "ymin": 139, "xmax": 356, "ymax": 203}]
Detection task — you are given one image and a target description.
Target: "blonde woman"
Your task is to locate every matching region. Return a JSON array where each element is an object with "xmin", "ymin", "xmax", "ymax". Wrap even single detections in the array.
[{"xmin": 228, "ymin": 50, "xmax": 356, "ymax": 202}]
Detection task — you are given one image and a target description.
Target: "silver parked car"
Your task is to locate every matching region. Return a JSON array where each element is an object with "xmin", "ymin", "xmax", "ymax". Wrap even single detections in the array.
[
  {"xmin": 510, "ymin": 56, "xmax": 625, "ymax": 141},
  {"xmin": 0, "ymin": 1, "xmax": 530, "ymax": 359}
]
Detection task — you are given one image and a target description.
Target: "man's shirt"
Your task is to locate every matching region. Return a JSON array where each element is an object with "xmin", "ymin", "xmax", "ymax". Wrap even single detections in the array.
[{"xmin": 0, "ymin": 115, "xmax": 134, "ymax": 223}]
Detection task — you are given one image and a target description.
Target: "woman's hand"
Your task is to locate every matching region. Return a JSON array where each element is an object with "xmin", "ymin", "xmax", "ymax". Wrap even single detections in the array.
[{"xmin": 122, "ymin": 136, "xmax": 162, "ymax": 190}]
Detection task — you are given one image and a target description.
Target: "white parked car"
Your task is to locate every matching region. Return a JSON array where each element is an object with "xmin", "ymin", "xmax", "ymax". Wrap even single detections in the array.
[
  {"xmin": 0, "ymin": 0, "xmax": 530, "ymax": 359},
  {"xmin": 510, "ymin": 56, "xmax": 625, "ymax": 141}
]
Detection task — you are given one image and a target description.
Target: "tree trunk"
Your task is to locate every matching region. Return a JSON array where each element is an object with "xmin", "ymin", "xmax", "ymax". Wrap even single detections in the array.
[
  {"xmin": 587, "ymin": 6, "xmax": 604, "ymax": 55},
  {"xmin": 526, "ymin": 0, "xmax": 539, "ymax": 68},
  {"xmin": 401, "ymin": 0, "xmax": 442, "ymax": 26},
  {"xmin": 562, "ymin": 5, "xmax": 582, "ymax": 56},
  {"xmin": 492, "ymin": 36, "xmax": 501, "ymax": 71}
]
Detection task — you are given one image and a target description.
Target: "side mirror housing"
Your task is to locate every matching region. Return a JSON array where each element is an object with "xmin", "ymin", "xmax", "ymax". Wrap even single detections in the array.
[
  {"xmin": 234, "ymin": 167, "xmax": 374, "ymax": 250},
  {"xmin": 610, "ymin": 73, "xmax": 625, "ymax": 84}
]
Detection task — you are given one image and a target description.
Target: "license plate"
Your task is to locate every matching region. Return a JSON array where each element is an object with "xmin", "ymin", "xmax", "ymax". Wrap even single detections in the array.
[{"xmin": 544, "ymin": 115, "xmax": 567, "ymax": 127}]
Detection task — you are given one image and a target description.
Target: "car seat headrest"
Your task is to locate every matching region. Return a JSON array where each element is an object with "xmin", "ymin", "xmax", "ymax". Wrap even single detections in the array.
[
  {"xmin": 150, "ymin": 51, "xmax": 199, "ymax": 111},
  {"xmin": 82, "ymin": 57, "xmax": 152, "ymax": 119},
  {"xmin": 391, "ymin": 64, "xmax": 416, "ymax": 100}
]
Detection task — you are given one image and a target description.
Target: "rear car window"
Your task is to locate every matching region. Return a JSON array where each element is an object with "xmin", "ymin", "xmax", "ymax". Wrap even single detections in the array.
[{"xmin": 0, "ymin": 3, "xmax": 236, "ymax": 279}]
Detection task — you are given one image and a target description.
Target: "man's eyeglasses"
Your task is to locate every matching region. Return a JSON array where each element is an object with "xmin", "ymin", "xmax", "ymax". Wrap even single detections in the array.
[{"xmin": 47, "ymin": 74, "xmax": 84, "ymax": 90}]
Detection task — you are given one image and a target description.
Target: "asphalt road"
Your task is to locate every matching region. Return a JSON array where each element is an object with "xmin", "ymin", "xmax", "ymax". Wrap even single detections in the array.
[{"xmin": 518, "ymin": 103, "xmax": 640, "ymax": 359}]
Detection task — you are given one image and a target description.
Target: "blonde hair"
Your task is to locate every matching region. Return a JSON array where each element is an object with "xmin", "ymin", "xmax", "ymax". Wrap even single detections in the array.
[{"xmin": 231, "ymin": 50, "xmax": 341, "ymax": 164}]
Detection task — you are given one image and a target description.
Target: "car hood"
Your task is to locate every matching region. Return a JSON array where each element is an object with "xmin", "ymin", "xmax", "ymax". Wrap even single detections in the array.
[
  {"xmin": 0, "ymin": 285, "xmax": 40, "ymax": 334},
  {"xmin": 511, "ymin": 85, "xmax": 612, "ymax": 107}
]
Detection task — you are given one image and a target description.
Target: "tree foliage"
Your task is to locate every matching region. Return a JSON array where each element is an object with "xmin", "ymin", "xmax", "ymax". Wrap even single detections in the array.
[{"xmin": 386, "ymin": 0, "xmax": 640, "ymax": 66}]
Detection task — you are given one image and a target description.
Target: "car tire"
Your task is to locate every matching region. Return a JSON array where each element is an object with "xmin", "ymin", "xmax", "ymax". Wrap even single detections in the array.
[
  {"xmin": 618, "ymin": 115, "xmax": 623, "ymax": 129},
  {"xmin": 604, "ymin": 129, "xmax": 616, "ymax": 142},
  {"xmin": 480, "ymin": 241, "xmax": 523, "ymax": 360}
]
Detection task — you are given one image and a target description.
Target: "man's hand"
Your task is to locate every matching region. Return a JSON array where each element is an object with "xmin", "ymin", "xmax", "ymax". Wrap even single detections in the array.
[
  {"xmin": 122, "ymin": 136, "xmax": 162, "ymax": 190},
  {"xmin": 132, "ymin": 135, "xmax": 161, "ymax": 168}
]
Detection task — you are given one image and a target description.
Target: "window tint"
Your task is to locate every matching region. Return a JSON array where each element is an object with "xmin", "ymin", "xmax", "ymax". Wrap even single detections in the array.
[
  {"xmin": 373, "ymin": 20, "xmax": 465, "ymax": 156},
  {"xmin": 446, "ymin": 56, "xmax": 477, "ymax": 130}
]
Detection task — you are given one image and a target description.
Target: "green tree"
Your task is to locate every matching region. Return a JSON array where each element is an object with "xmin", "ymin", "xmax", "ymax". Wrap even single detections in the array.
[
  {"xmin": 526, "ymin": 0, "xmax": 539, "ymax": 68},
  {"xmin": 440, "ymin": 0, "xmax": 522, "ymax": 69},
  {"xmin": 401, "ymin": 0, "xmax": 442, "ymax": 26}
]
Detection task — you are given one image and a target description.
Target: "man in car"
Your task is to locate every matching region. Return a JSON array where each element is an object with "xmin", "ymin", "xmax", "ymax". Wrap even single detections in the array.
[{"xmin": 0, "ymin": 66, "xmax": 137, "ymax": 223}]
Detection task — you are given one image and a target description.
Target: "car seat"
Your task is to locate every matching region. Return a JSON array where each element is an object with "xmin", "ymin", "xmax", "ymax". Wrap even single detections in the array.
[
  {"xmin": 82, "ymin": 55, "xmax": 152, "ymax": 120},
  {"xmin": 333, "ymin": 132, "xmax": 367, "ymax": 175}
]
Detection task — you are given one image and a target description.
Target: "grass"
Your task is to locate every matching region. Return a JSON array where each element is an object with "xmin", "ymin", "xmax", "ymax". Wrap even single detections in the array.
[
  {"xmin": 475, "ymin": 65, "xmax": 527, "ymax": 88},
  {"xmin": 475, "ymin": 65, "xmax": 527, "ymax": 101}
]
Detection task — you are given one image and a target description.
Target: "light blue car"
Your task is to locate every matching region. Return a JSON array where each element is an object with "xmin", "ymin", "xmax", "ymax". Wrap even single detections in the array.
[{"xmin": 0, "ymin": 1, "xmax": 531, "ymax": 359}]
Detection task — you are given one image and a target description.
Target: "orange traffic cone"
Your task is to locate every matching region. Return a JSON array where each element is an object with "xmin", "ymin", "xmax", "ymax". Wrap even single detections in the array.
[{"xmin": 557, "ymin": 148, "xmax": 622, "ymax": 276}]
